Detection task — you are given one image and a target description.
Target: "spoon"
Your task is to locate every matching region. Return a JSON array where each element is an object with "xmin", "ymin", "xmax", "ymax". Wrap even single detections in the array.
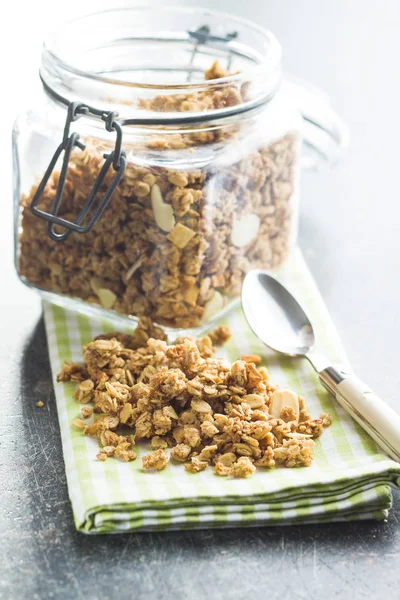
[{"xmin": 241, "ymin": 269, "xmax": 400, "ymax": 462}]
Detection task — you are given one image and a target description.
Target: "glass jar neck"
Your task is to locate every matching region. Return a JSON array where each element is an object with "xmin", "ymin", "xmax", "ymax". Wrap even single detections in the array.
[{"xmin": 39, "ymin": 7, "xmax": 282, "ymax": 124}]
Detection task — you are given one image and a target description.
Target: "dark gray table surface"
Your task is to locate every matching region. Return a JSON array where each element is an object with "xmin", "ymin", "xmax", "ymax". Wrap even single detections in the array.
[{"xmin": 2, "ymin": 1, "xmax": 400, "ymax": 598}]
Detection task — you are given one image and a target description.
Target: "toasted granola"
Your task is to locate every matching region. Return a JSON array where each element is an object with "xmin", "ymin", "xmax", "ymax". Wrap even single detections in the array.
[
  {"xmin": 63, "ymin": 320, "xmax": 331, "ymax": 477},
  {"xmin": 142, "ymin": 449, "xmax": 169, "ymax": 471},
  {"xmin": 18, "ymin": 61, "xmax": 298, "ymax": 329}
]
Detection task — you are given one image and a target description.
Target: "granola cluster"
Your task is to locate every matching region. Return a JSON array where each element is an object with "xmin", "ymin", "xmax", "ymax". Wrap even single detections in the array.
[
  {"xmin": 59, "ymin": 320, "xmax": 331, "ymax": 477},
  {"xmin": 18, "ymin": 61, "xmax": 298, "ymax": 329}
]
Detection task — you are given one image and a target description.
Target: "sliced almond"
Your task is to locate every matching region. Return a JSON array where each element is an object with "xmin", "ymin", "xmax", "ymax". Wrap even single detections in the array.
[
  {"xmin": 269, "ymin": 389, "xmax": 300, "ymax": 422},
  {"xmin": 242, "ymin": 394, "xmax": 264, "ymax": 409},
  {"xmin": 119, "ymin": 403, "xmax": 133, "ymax": 424},
  {"xmin": 164, "ymin": 405, "xmax": 179, "ymax": 420},
  {"xmin": 97, "ymin": 288, "xmax": 117, "ymax": 309},
  {"xmin": 92, "ymin": 279, "xmax": 117, "ymax": 310},
  {"xmin": 151, "ymin": 184, "xmax": 175, "ymax": 232},
  {"xmin": 90, "ymin": 276, "xmax": 106, "ymax": 293},
  {"xmin": 124, "ymin": 257, "xmax": 143, "ymax": 283},
  {"xmin": 231, "ymin": 213, "xmax": 260, "ymax": 248},
  {"xmin": 182, "ymin": 281, "xmax": 199, "ymax": 306},
  {"xmin": 202, "ymin": 291, "xmax": 224, "ymax": 322}
]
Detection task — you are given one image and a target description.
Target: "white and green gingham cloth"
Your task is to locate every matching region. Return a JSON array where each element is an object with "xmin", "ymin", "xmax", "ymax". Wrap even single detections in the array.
[{"xmin": 43, "ymin": 249, "xmax": 400, "ymax": 533}]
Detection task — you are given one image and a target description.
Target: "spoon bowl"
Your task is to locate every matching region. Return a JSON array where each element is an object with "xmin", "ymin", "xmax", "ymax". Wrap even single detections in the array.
[{"xmin": 242, "ymin": 270, "xmax": 315, "ymax": 356}]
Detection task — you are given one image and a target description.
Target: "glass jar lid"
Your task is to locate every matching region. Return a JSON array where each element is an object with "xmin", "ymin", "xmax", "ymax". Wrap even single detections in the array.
[{"xmin": 40, "ymin": 6, "xmax": 282, "ymax": 123}]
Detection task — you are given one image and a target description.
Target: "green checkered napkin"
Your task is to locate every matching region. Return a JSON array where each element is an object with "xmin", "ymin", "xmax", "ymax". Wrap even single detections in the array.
[{"xmin": 43, "ymin": 249, "xmax": 400, "ymax": 533}]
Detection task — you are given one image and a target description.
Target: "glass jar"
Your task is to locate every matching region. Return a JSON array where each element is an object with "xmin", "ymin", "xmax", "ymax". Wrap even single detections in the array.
[{"xmin": 13, "ymin": 7, "xmax": 347, "ymax": 333}]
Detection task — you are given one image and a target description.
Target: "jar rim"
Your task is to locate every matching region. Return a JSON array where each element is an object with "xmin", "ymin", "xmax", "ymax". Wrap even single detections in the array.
[{"xmin": 40, "ymin": 6, "xmax": 282, "ymax": 122}]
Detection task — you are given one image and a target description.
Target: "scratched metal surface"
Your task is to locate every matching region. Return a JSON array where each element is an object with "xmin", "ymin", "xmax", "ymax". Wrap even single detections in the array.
[{"xmin": 2, "ymin": 1, "xmax": 400, "ymax": 598}]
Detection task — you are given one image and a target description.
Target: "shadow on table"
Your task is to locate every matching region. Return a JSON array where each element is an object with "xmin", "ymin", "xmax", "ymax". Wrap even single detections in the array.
[{"xmin": 19, "ymin": 313, "xmax": 77, "ymax": 528}]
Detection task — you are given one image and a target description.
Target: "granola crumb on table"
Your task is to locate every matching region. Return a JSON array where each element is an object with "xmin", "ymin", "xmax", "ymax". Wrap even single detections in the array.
[{"xmin": 59, "ymin": 318, "xmax": 331, "ymax": 478}]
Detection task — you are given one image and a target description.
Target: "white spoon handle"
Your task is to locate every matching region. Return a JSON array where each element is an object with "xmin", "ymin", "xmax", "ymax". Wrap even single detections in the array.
[{"xmin": 319, "ymin": 367, "xmax": 400, "ymax": 462}]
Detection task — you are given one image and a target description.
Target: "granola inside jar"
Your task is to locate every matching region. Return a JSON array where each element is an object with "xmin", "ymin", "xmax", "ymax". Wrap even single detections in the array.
[{"xmin": 13, "ymin": 7, "xmax": 344, "ymax": 332}]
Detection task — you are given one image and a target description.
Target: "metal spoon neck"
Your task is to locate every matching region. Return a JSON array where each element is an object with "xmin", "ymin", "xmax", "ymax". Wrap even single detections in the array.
[{"xmin": 305, "ymin": 350, "xmax": 331, "ymax": 373}]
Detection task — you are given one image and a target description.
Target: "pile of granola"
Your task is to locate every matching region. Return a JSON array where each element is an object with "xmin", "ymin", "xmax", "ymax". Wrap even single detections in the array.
[
  {"xmin": 18, "ymin": 61, "xmax": 298, "ymax": 329},
  {"xmin": 59, "ymin": 320, "xmax": 331, "ymax": 477}
]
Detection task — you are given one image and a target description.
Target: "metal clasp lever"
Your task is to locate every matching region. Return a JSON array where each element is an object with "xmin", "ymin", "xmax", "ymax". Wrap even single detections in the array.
[
  {"xmin": 186, "ymin": 25, "xmax": 238, "ymax": 81},
  {"xmin": 30, "ymin": 101, "xmax": 127, "ymax": 242}
]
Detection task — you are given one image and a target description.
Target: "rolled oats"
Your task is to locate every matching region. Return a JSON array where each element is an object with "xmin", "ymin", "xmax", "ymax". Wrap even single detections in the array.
[
  {"xmin": 185, "ymin": 456, "xmax": 209, "ymax": 473},
  {"xmin": 81, "ymin": 406, "xmax": 93, "ymax": 419},
  {"xmin": 191, "ymin": 399, "xmax": 213, "ymax": 413},
  {"xmin": 58, "ymin": 318, "xmax": 331, "ymax": 477}
]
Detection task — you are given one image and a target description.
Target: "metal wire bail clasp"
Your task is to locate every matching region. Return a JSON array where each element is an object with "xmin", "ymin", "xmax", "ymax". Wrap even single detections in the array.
[{"xmin": 30, "ymin": 102, "xmax": 127, "ymax": 242}]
